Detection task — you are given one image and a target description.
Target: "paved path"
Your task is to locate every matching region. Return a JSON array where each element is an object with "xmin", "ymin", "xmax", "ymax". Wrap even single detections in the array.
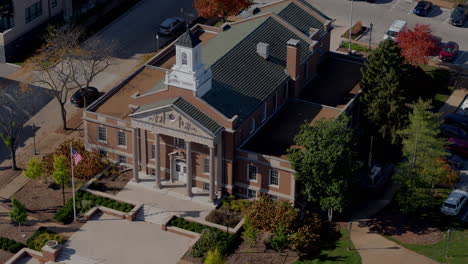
[{"xmin": 439, "ymin": 88, "xmax": 467, "ymax": 117}]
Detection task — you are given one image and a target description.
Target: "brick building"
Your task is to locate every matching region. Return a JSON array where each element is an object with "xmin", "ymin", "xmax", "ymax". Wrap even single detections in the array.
[{"xmin": 83, "ymin": 0, "xmax": 360, "ymax": 204}]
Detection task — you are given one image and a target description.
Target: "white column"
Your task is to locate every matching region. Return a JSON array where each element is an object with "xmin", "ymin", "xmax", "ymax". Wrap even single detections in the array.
[
  {"xmin": 132, "ymin": 128, "xmax": 139, "ymax": 182},
  {"xmin": 209, "ymin": 147, "xmax": 215, "ymax": 201},
  {"xmin": 155, "ymin": 133, "xmax": 161, "ymax": 189},
  {"xmin": 216, "ymin": 141, "xmax": 223, "ymax": 198},
  {"xmin": 141, "ymin": 130, "xmax": 147, "ymax": 174},
  {"xmin": 186, "ymin": 141, "xmax": 193, "ymax": 197}
]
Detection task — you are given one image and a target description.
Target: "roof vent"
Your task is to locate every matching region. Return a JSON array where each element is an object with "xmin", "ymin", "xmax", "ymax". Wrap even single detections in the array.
[{"xmin": 257, "ymin": 42, "xmax": 269, "ymax": 59}]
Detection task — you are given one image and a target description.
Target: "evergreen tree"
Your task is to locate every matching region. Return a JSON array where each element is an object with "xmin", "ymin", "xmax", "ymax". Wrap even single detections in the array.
[
  {"xmin": 360, "ymin": 39, "xmax": 414, "ymax": 144},
  {"xmin": 288, "ymin": 115, "xmax": 358, "ymax": 221},
  {"xmin": 394, "ymin": 99, "xmax": 446, "ymax": 212},
  {"xmin": 52, "ymin": 155, "xmax": 69, "ymax": 206},
  {"xmin": 10, "ymin": 198, "xmax": 27, "ymax": 231},
  {"xmin": 24, "ymin": 157, "xmax": 44, "ymax": 191}
]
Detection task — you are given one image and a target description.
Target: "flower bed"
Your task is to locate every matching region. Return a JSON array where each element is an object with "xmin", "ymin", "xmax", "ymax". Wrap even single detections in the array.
[
  {"xmin": 0, "ymin": 237, "xmax": 24, "ymax": 253},
  {"xmin": 87, "ymin": 166, "xmax": 132, "ymax": 195},
  {"xmin": 53, "ymin": 190, "xmax": 134, "ymax": 224},
  {"xmin": 205, "ymin": 196, "xmax": 251, "ymax": 228},
  {"xmin": 26, "ymin": 227, "xmax": 64, "ymax": 251}
]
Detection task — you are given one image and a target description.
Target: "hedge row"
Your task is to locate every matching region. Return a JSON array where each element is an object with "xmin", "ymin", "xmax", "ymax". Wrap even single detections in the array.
[
  {"xmin": 53, "ymin": 190, "xmax": 134, "ymax": 224},
  {"xmin": 0, "ymin": 237, "xmax": 24, "ymax": 253},
  {"xmin": 26, "ymin": 227, "xmax": 64, "ymax": 251},
  {"xmin": 169, "ymin": 217, "xmax": 239, "ymax": 258}
]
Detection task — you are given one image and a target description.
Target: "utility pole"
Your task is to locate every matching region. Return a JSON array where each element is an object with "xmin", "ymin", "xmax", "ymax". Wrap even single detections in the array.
[
  {"xmin": 445, "ymin": 228, "xmax": 451, "ymax": 258},
  {"xmin": 348, "ymin": 0, "xmax": 354, "ymax": 54}
]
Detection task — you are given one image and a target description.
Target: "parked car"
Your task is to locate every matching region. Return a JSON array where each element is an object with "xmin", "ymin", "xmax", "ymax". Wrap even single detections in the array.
[
  {"xmin": 413, "ymin": 1, "xmax": 433, "ymax": 17},
  {"xmin": 445, "ymin": 144, "xmax": 468, "ymax": 159},
  {"xmin": 444, "ymin": 113, "xmax": 468, "ymax": 130},
  {"xmin": 445, "ymin": 153, "xmax": 464, "ymax": 171},
  {"xmin": 441, "ymin": 190, "xmax": 468, "ymax": 216},
  {"xmin": 439, "ymin": 42, "xmax": 459, "ymax": 62},
  {"xmin": 441, "ymin": 124, "xmax": 468, "ymax": 140},
  {"xmin": 158, "ymin": 17, "xmax": 185, "ymax": 35},
  {"xmin": 70, "ymin": 87, "xmax": 100, "ymax": 108},
  {"xmin": 383, "ymin": 20, "xmax": 407, "ymax": 41},
  {"xmin": 450, "ymin": 4, "xmax": 468, "ymax": 27},
  {"xmin": 449, "ymin": 137, "xmax": 468, "ymax": 148}
]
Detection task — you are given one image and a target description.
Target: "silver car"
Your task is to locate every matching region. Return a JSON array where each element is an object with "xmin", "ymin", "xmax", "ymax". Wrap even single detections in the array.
[
  {"xmin": 159, "ymin": 17, "xmax": 185, "ymax": 35},
  {"xmin": 441, "ymin": 190, "xmax": 468, "ymax": 216}
]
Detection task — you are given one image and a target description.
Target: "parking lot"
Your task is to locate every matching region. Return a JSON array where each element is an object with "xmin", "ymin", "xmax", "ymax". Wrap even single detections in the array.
[{"xmin": 255, "ymin": 0, "xmax": 468, "ymax": 68}]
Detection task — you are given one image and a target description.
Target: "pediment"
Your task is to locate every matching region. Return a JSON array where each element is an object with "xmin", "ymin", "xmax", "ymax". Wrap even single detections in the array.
[{"xmin": 131, "ymin": 106, "xmax": 214, "ymax": 138}]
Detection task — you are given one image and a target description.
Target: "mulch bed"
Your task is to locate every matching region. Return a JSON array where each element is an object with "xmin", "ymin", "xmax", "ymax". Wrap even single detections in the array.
[
  {"xmin": 360, "ymin": 205, "xmax": 443, "ymax": 245},
  {"xmin": 88, "ymin": 168, "xmax": 132, "ymax": 195},
  {"xmin": 226, "ymin": 232, "xmax": 299, "ymax": 264}
]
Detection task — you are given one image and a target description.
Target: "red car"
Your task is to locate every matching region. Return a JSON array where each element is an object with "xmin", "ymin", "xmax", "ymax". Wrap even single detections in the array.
[
  {"xmin": 449, "ymin": 137, "xmax": 468, "ymax": 148},
  {"xmin": 446, "ymin": 138, "xmax": 468, "ymax": 158},
  {"xmin": 439, "ymin": 41, "xmax": 459, "ymax": 62}
]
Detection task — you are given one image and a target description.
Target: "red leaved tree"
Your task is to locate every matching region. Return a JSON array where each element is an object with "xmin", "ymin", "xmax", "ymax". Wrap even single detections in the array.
[
  {"xmin": 396, "ymin": 24, "xmax": 440, "ymax": 65},
  {"xmin": 194, "ymin": 0, "xmax": 252, "ymax": 22}
]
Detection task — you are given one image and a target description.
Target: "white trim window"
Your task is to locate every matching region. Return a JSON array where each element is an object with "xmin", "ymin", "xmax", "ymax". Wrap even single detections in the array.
[
  {"xmin": 250, "ymin": 118, "xmax": 255, "ymax": 134},
  {"xmin": 117, "ymin": 131, "xmax": 126, "ymax": 146},
  {"xmin": 269, "ymin": 169, "xmax": 279, "ymax": 186},
  {"xmin": 151, "ymin": 144, "xmax": 156, "ymax": 159},
  {"xmin": 151, "ymin": 168, "xmax": 156, "ymax": 176},
  {"xmin": 203, "ymin": 158, "xmax": 210, "ymax": 173},
  {"xmin": 174, "ymin": 138, "xmax": 185, "ymax": 148},
  {"xmin": 118, "ymin": 155, "xmax": 127, "ymax": 164},
  {"xmin": 181, "ymin": 52, "xmax": 188, "ymax": 65},
  {"xmin": 247, "ymin": 189, "xmax": 257, "ymax": 199},
  {"xmin": 247, "ymin": 164, "xmax": 257, "ymax": 181},
  {"xmin": 98, "ymin": 127, "xmax": 107, "ymax": 142},
  {"xmin": 262, "ymin": 103, "xmax": 267, "ymax": 122}
]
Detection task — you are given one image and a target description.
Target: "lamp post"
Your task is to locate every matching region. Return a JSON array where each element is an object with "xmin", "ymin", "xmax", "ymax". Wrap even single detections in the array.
[
  {"xmin": 445, "ymin": 228, "xmax": 451, "ymax": 258},
  {"xmin": 156, "ymin": 34, "xmax": 159, "ymax": 52},
  {"xmin": 32, "ymin": 123, "xmax": 37, "ymax": 155},
  {"xmin": 348, "ymin": 0, "xmax": 354, "ymax": 54},
  {"xmin": 369, "ymin": 22, "xmax": 373, "ymax": 50}
]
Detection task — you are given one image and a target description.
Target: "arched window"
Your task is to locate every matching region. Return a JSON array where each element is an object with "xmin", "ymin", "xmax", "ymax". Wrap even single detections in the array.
[{"xmin": 181, "ymin": 52, "xmax": 188, "ymax": 65}]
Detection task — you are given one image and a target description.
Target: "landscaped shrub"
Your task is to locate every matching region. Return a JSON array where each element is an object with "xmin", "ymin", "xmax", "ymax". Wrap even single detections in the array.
[
  {"xmin": 205, "ymin": 210, "xmax": 242, "ymax": 228},
  {"xmin": 242, "ymin": 217, "xmax": 257, "ymax": 247},
  {"xmin": 53, "ymin": 191, "xmax": 134, "ymax": 224},
  {"xmin": 190, "ymin": 229, "xmax": 222, "ymax": 258},
  {"xmin": 220, "ymin": 196, "xmax": 251, "ymax": 213},
  {"xmin": 246, "ymin": 195, "xmax": 298, "ymax": 232},
  {"xmin": 289, "ymin": 214, "xmax": 322, "ymax": 254},
  {"xmin": 204, "ymin": 248, "xmax": 225, "ymax": 264},
  {"xmin": 30, "ymin": 233, "xmax": 64, "ymax": 251},
  {"xmin": 169, "ymin": 217, "xmax": 208, "ymax": 233},
  {"xmin": 42, "ymin": 139, "xmax": 106, "ymax": 180},
  {"xmin": 26, "ymin": 227, "xmax": 63, "ymax": 251},
  {"xmin": 0, "ymin": 237, "xmax": 25, "ymax": 253},
  {"xmin": 270, "ymin": 225, "xmax": 289, "ymax": 252},
  {"xmin": 351, "ymin": 21, "xmax": 363, "ymax": 35}
]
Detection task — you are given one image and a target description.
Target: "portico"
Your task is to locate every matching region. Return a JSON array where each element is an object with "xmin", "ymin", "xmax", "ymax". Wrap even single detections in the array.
[{"xmin": 129, "ymin": 97, "xmax": 223, "ymax": 202}]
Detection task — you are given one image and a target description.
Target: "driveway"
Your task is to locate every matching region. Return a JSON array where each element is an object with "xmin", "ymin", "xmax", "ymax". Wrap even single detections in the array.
[{"xmin": 57, "ymin": 213, "xmax": 192, "ymax": 264}]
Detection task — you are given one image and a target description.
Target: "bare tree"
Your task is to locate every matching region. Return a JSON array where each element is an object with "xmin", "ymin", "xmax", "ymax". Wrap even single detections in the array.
[{"xmin": 0, "ymin": 89, "xmax": 33, "ymax": 170}]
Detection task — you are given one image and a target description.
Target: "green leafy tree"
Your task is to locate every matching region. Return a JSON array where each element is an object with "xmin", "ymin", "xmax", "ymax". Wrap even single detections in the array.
[
  {"xmin": 204, "ymin": 248, "xmax": 225, "ymax": 264},
  {"xmin": 394, "ymin": 99, "xmax": 446, "ymax": 212},
  {"xmin": 288, "ymin": 115, "xmax": 358, "ymax": 221},
  {"xmin": 24, "ymin": 158, "xmax": 43, "ymax": 191},
  {"xmin": 360, "ymin": 39, "xmax": 414, "ymax": 144},
  {"xmin": 10, "ymin": 198, "xmax": 27, "ymax": 231},
  {"xmin": 270, "ymin": 224, "xmax": 289, "ymax": 252},
  {"xmin": 52, "ymin": 155, "xmax": 69, "ymax": 206}
]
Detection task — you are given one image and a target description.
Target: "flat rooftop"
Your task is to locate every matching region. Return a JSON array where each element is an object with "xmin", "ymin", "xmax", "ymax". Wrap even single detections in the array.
[
  {"xmin": 242, "ymin": 101, "xmax": 341, "ymax": 159},
  {"xmin": 300, "ymin": 57, "xmax": 362, "ymax": 109},
  {"xmin": 93, "ymin": 30, "xmax": 218, "ymax": 119}
]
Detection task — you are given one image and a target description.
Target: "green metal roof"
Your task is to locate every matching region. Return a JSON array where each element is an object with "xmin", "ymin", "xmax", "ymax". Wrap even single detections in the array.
[
  {"xmin": 297, "ymin": 0, "xmax": 332, "ymax": 20},
  {"xmin": 277, "ymin": 3, "xmax": 325, "ymax": 35},
  {"xmin": 134, "ymin": 97, "xmax": 223, "ymax": 134},
  {"xmin": 201, "ymin": 17, "xmax": 313, "ymax": 121}
]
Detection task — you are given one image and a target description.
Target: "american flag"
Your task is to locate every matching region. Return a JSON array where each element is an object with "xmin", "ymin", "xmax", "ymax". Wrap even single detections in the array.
[{"xmin": 71, "ymin": 148, "xmax": 83, "ymax": 166}]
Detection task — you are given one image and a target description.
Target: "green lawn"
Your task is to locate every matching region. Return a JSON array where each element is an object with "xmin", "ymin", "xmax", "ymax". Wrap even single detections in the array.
[
  {"xmin": 385, "ymin": 229, "xmax": 467, "ymax": 264},
  {"xmin": 294, "ymin": 229, "xmax": 361, "ymax": 264}
]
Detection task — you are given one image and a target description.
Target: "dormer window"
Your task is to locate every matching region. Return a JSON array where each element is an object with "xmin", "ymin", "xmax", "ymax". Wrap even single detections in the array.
[{"xmin": 181, "ymin": 52, "xmax": 188, "ymax": 65}]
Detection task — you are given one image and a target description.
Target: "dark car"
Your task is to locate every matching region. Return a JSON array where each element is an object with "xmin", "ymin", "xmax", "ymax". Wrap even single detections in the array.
[
  {"xmin": 450, "ymin": 4, "xmax": 468, "ymax": 27},
  {"xmin": 158, "ymin": 17, "xmax": 185, "ymax": 35},
  {"xmin": 441, "ymin": 124, "xmax": 468, "ymax": 140},
  {"xmin": 413, "ymin": 1, "xmax": 433, "ymax": 17},
  {"xmin": 444, "ymin": 113, "xmax": 468, "ymax": 130},
  {"xmin": 439, "ymin": 41, "xmax": 459, "ymax": 62},
  {"xmin": 445, "ymin": 144, "xmax": 468, "ymax": 159},
  {"xmin": 70, "ymin": 87, "xmax": 100, "ymax": 108}
]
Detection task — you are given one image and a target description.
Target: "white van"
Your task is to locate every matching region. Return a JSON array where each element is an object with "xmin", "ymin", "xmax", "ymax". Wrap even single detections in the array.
[
  {"xmin": 383, "ymin": 20, "xmax": 408, "ymax": 41},
  {"xmin": 441, "ymin": 190, "xmax": 468, "ymax": 216}
]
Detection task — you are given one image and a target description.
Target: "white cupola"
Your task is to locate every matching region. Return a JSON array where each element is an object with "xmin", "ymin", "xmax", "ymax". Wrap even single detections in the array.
[{"xmin": 165, "ymin": 28, "xmax": 212, "ymax": 97}]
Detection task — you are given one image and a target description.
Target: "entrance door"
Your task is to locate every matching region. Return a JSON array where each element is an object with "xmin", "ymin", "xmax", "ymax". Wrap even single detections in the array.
[{"xmin": 174, "ymin": 160, "xmax": 187, "ymax": 182}]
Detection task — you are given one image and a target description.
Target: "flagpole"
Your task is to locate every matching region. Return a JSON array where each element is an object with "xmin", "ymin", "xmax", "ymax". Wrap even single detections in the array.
[{"xmin": 70, "ymin": 143, "xmax": 77, "ymax": 222}]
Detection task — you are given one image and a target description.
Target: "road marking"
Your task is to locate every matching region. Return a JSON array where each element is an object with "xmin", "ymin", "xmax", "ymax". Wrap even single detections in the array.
[
  {"xmin": 444, "ymin": 15, "xmax": 451, "ymax": 24},
  {"xmin": 390, "ymin": 0, "xmax": 402, "ymax": 11}
]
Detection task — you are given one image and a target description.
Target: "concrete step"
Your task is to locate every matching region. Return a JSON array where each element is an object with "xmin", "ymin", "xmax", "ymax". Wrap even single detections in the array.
[{"xmin": 135, "ymin": 204, "xmax": 173, "ymax": 225}]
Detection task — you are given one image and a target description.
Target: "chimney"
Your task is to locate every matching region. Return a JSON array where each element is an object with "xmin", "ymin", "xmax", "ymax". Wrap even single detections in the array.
[
  {"xmin": 257, "ymin": 42, "xmax": 269, "ymax": 59},
  {"xmin": 286, "ymin": 39, "xmax": 300, "ymax": 80}
]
